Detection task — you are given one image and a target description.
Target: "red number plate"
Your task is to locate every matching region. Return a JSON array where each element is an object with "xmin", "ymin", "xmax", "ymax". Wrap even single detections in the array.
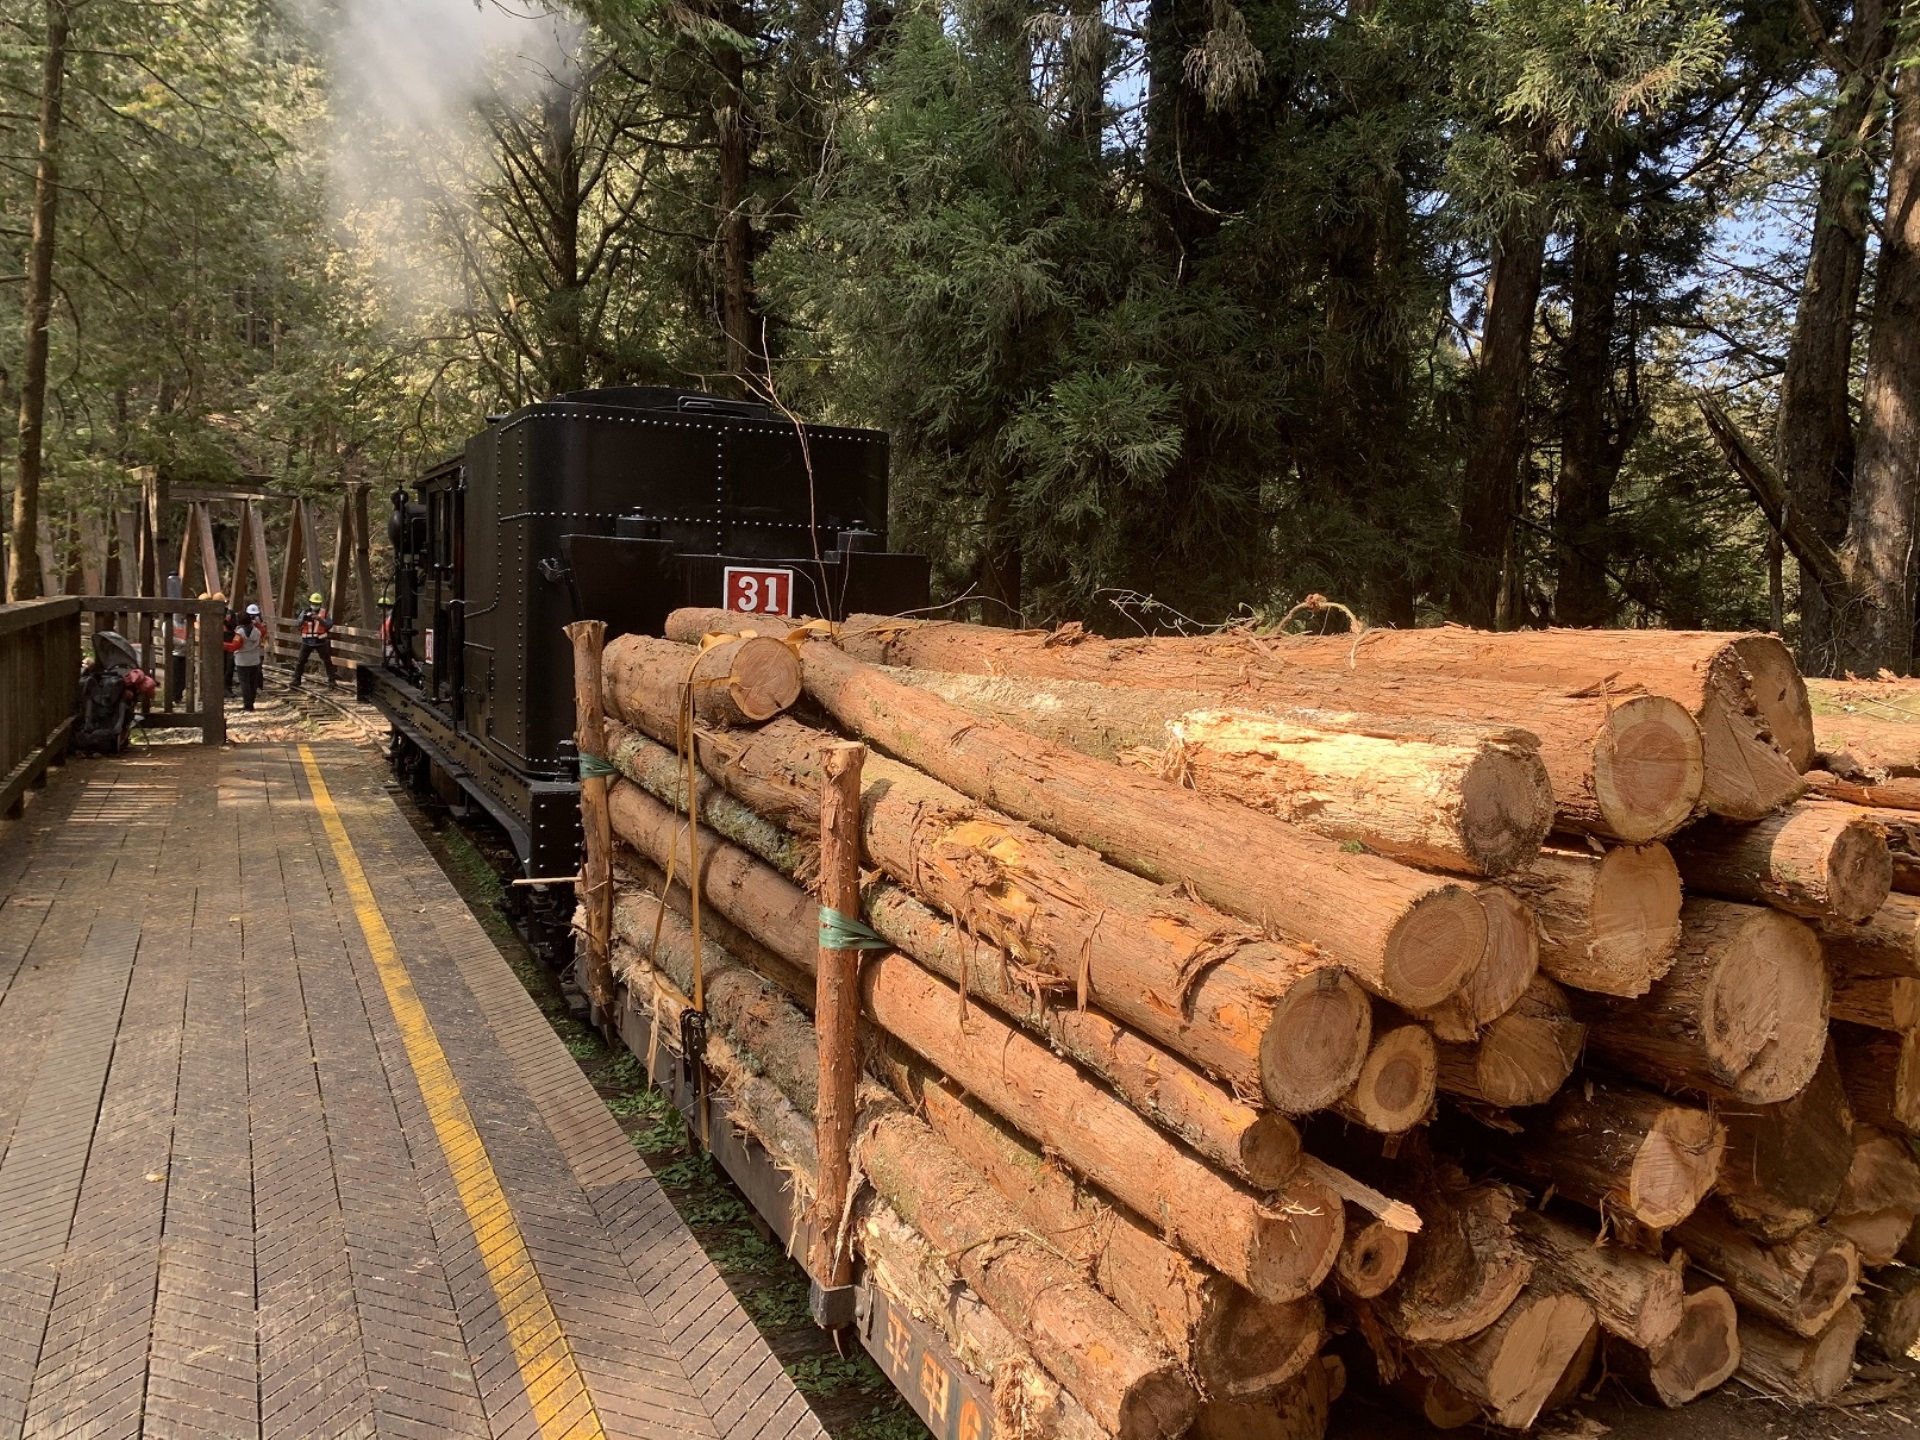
[{"xmin": 723, "ymin": 566, "xmax": 796, "ymax": 615}]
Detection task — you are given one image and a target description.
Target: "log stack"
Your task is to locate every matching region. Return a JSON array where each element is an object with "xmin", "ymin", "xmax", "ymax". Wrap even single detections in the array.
[{"xmin": 574, "ymin": 612, "xmax": 1917, "ymax": 1440}]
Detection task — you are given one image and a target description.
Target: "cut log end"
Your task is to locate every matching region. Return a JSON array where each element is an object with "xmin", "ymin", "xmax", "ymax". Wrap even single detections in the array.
[
  {"xmin": 1860, "ymin": 1267, "xmax": 1920, "ymax": 1363},
  {"xmin": 1633, "ymin": 1105, "xmax": 1729, "ymax": 1231},
  {"xmin": 1417, "ymin": 886, "xmax": 1539, "ymax": 1041},
  {"xmin": 1592, "ymin": 695, "xmax": 1706, "ymax": 843},
  {"xmin": 1419, "ymin": 1289, "xmax": 1597, "ymax": 1431},
  {"xmin": 1242, "ymin": 1176, "xmax": 1346, "ymax": 1302},
  {"xmin": 1455, "ymin": 978, "xmax": 1584, "ymax": 1108},
  {"xmin": 1830, "ymin": 816, "xmax": 1899, "ymax": 922},
  {"xmin": 1258, "ymin": 968, "xmax": 1372, "ymax": 1115},
  {"xmin": 1616, "ymin": 1285, "xmax": 1741, "ymax": 1407},
  {"xmin": 1381, "ymin": 886, "xmax": 1487, "ymax": 1010},
  {"xmin": 1737, "ymin": 1303, "xmax": 1864, "ymax": 1403},
  {"xmin": 1239, "ymin": 1113, "xmax": 1305, "ymax": 1191},
  {"xmin": 1460, "ymin": 746, "xmax": 1557, "ymax": 876},
  {"xmin": 1335, "ymin": 1024, "xmax": 1436, "ymax": 1134},
  {"xmin": 1524, "ymin": 842, "xmax": 1682, "ymax": 998},
  {"xmin": 1703, "ymin": 907, "xmax": 1831, "ymax": 1104},
  {"xmin": 718, "ymin": 635, "xmax": 805, "ymax": 721},
  {"xmin": 1116, "ymin": 1369, "xmax": 1204, "ymax": 1440},
  {"xmin": 1196, "ymin": 1294, "xmax": 1325, "ymax": 1401},
  {"xmin": 1735, "ymin": 635, "xmax": 1815, "ymax": 774},
  {"xmin": 1335, "ymin": 1216, "xmax": 1411, "ymax": 1300}
]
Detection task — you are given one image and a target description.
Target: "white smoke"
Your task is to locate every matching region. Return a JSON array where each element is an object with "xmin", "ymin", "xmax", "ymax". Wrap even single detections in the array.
[{"xmin": 301, "ymin": 0, "xmax": 584, "ymax": 318}]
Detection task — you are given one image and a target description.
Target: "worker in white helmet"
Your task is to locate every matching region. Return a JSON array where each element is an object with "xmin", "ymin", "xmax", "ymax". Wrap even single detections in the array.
[{"xmin": 224, "ymin": 604, "xmax": 269, "ymax": 711}]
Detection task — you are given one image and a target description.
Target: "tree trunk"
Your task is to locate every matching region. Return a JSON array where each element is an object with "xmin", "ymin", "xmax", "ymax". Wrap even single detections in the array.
[
  {"xmin": 1366, "ymin": 1174, "xmax": 1533, "ymax": 1344},
  {"xmin": 1814, "ymin": 892, "xmax": 1920, "ymax": 977},
  {"xmin": 715, "ymin": 10, "xmax": 760, "ymax": 382},
  {"xmin": 1858, "ymin": 1265, "xmax": 1920, "ymax": 1362},
  {"xmin": 566, "ymin": 620, "xmax": 616, "ymax": 1019},
  {"xmin": 605, "ymin": 721, "xmax": 1373, "ymax": 1115},
  {"xmin": 1777, "ymin": 0, "xmax": 1893, "ymax": 674},
  {"xmin": 811, "ymin": 742, "xmax": 864, "ymax": 1288},
  {"xmin": 1832, "ymin": 1020, "xmax": 1920, "ymax": 1133},
  {"xmin": 858, "ymin": 1105, "xmax": 1197, "ymax": 1440},
  {"xmin": 856, "ymin": 1199, "xmax": 1111, "ymax": 1440},
  {"xmin": 1713, "ymin": 1043, "xmax": 1856, "ymax": 1242},
  {"xmin": 1554, "ymin": 142, "xmax": 1626, "ymax": 627},
  {"xmin": 1413, "ymin": 885, "xmax": 1540, "ymax": 1043},
  {"xmin": 1455, "ymin": 205, "xmax": 1549, "ymax": 628},
  {"xmin": 1478, "ymin": 1078, "xmax": 1724, "ymax": 1230},
  {"xmin": 891, "ymin": 1062, "xmax": 1325, "ymax": 1399},
  {"xmin": 1569, "ymin": 898, "xmax": 1829, "ymax": 1104},
  {"xmin": 605, "ymin": 633, "xmax": 801, "ymax": 727},
  {"xmin": 1831, "ymin": 973, "xmax": 1920, "ymax": 1029},
  {"xmin": 798, "ymin": 641, "xmax": 1488, "ymax": 1008},
  {"xmin": 1510, "ymin": 1208, "xmax": 1683, "ymax": 1349},
  {"xmin": 1410, "ymin": 1283, "xmax": 1596, "ymax": 1431},
  {"xmin": 1829, "ymin": 1125, "xmax": 1920, "ymax": 1264},
  {"xmin": 1671, "ymin": 803, "xmax": 1892, "ymax": 923},
  {"xmin": 880, "ymin": 669, "xmax": 1555, "ymax": 876},
  {"xmin": 608, "ymin": 776, "xmax": 1306, "ymax": 1183},
  {"xmin": 1331, "ymin": 1017, "xmax": 1435, "ymax": 1134},
  {"xmin": 1839, "ymin": 41, "xmax": 1920, "ymax": 676},
  {"xmin": 1507, "ymin": 843, "xmax": 1683, "ymax": 997},
  {"xmin": 1735, "ymin": 1303, "xmax": 1864, "ymax": 1402},
  {"xmin": 6, "ymin": 0, "xmax": 70, "ymax": 602},
  {"xmin": 1608, "ymin": 1284, "xmax": 1741, "ymax": 1406},
  {"xmin": 784, "ymin": 613, "xmax": 1708, "ymax": 843},
  {"xmin": 1433, "ymin": 975, "xmax": 1583, "ymax": 1108},
  {"xmin": 1211, "ymin": 624, "xmax": 1802, "ymax": 822},
  {"xmin": 1670, "ymin": 1206, "xmax": 1861, "ymax": 1337}
]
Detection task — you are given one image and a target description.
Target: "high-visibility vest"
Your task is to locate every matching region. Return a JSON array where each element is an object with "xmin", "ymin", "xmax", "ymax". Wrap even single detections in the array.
[{"xmin": 300, "ymin": 609, "xmax": 331, "ymax": 640}]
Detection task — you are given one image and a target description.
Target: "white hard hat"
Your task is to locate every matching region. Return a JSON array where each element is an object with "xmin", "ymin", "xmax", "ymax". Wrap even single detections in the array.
[{"xmin": 246, "ymin": 604, "xmax": 261, "ymax": 616}]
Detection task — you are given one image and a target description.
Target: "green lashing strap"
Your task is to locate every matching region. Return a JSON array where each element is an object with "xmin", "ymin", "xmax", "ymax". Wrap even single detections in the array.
[
  {"xmin": 578, "ymin": 753, "xmax": 619, "ymax": 779},
  {"xmin": 819, "ymin": 907, "xmax": 890, "ymax": 951}
]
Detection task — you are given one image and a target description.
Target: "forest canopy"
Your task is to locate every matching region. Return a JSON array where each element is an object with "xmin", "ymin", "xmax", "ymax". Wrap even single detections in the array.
[{"xmin": 0, "ymin": 0, "xmax": 1917, "ymax": 676}]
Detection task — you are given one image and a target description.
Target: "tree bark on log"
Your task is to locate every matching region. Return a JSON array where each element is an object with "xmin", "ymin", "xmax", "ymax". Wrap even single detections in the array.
[
  {"xmin": 862, "ymin": 951, "xmax": 1344, "ymax": 1303},
  {"xmin": 1367, "ymin": 1173, "xmax": 1534, "ymax": 1344},
  {"xmin": 606, "ymin": 632, "xmax": 802, "ymax": 727},
  {"xmin": 1511, "ymin": 1208, "xmax": 1683, "ymax": 1348},
  {"xmin": 1410, "ymin": 1282, "xmax": 1596, "ymax": 1431},
  {"xmin": 1832, "ymin": 1021, "xmax": 1920, "ymax": 1133},
  {"xmin": 883, "ymin": 675, "xmax": 1559, "ymax": 879},
  {"xmin": 1669, "ymin": 1205, "xmax": 1861, "ymax": 1337},
  {"xmin": 1569, "ymin": 898, "xmax": 1829, "ymax": 1104},
  {"xmin": 1735, "ymin": 1303, "xmax": 1864, "ymax": 1403},
  {"xmin": 1332, "ymin": 1017, "xmax": 1435, "ymax": 1134},
  {"xmin": 1832, "ymin": 974, "xmax": 1920, "ymax": 1030},
  {"xmin": 1434, "ymin": 975, "xmax": 1584, "ymax": 1107},
  {"xmin": 1713, "ymin": 1044, "xmax": 1856, "ymax": 1243},
  {"xmin": 771, "ymin": 611, "xmax": 1708, "ymax": 845},
  {"xmin": 812, "ymin": 742, "xmax": 865, "ymax": 1288},
  {"xmin": 797, "ymin": 640, "xmax": 1487, "ymax": 1009},
  {"xmin": 1482, "ymin": 1078, "xmax": 1724, "ymax": 1230},
  {"xmin": 1816, "ymin": 893, "xmax": 1920, "ymax": 978},
  {"xmin": 566, "ymin": 619, "xmax": 617, "ymax": 1020},
  {"xmin": 867, "ymin": 670, "xmax": 1555, "ymax": 877},
  {"xmin": 1507, "ymin": 843, "xmax": 1682, "ymax": 997},
  {"xmin": 1858, "ymin": 1266, "xmax": 1920, "ymax": 1363},
  {"xmin": 607, "ymin": 775, "xmax": 1308, "ymax": 1184},
  {"xmin": 1830, "ymin": 1126, "xmax": 1920, "ymax": 1264},
  {"xmin": 1412, "ymin": 886, "xmax": 1540, "ymax": 1043},
  {"xmin": 605, "ymin": 716, "xmax": 1373, "ymax": 1114},
  {"xmin": 1808, "ymin": 770, "xmax": 1920, "ymax": 811},
  {"xmin": 858, "ymin": 1104, "xmax": 1198, "ymax": 1440},
  {"xmin": 1158, "ymin": 623, "xmax": 1804, "ymax": 822},
  {"xmin": 893, "ymin": 1063, "xmax": 1323, "ymax": 1399},
  {"xmin": 1671, "ymin": 804, "xmax": 1891, "ymax": 922},
  {"xmin": 1608, "ymin": 1284, "xmax": 1741, "ymax": 1407},
  {"xmin": 856, "ymin": 1199, "xmax": 1112, "ymax": 1440}
]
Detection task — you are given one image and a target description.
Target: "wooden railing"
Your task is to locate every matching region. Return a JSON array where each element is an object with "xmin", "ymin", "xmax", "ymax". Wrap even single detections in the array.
[
  {"xmin": 266, "ymin": 616, "xmax": 381, "ymax": 669},
  {"xmin": 1, "ymin": 598, "xmax": 82, "ymax": 816}
]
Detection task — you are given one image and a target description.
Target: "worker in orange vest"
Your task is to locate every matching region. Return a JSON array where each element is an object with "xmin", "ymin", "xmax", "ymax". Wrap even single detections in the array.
[{"xmin": 291, "ymin": 592, "xmax": 339, "ymax": 689}]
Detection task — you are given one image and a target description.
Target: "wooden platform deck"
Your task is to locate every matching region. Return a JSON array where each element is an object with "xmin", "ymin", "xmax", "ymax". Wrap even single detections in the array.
[{"xmin": 0, "ymin": 742, "xmax": 831, "ymax": 1440}]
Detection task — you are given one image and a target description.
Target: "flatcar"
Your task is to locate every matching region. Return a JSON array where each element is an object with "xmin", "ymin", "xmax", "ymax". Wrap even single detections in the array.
[{"xmin": 359, "ymin": 386, "xmax": 930, "ymax": 961}]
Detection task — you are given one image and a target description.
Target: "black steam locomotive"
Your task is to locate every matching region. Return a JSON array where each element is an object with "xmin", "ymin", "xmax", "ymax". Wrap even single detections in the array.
[{"xmin": 359, "ymin": 386, "xmax": 929, "ymax": 959}]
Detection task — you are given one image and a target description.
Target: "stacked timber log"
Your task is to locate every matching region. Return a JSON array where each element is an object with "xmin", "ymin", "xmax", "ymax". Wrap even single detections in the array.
[{"xmin": 575, "ymin": 610, "xmax": 1920, "ymax": 1440}]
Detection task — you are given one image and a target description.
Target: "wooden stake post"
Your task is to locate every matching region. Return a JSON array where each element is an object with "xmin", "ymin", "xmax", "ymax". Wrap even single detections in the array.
[
  {"xmin": 812, "ymin": 741, "xmax": 866, "ymax": 1322},
  {"xmin": 567, "ymin": 620, "xmax": 617, "ymax": 1025}
]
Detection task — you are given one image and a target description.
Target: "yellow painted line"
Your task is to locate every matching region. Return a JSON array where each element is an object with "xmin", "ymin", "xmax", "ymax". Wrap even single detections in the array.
[{"xmin": 297, "ymin": 744, "xmax": 606, "ymax": 1440}]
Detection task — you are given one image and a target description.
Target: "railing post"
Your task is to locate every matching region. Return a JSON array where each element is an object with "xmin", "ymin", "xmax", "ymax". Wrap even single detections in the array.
[
  {"xmin": 198, "ymin": 600, "xmax": 225, "ymax": 745},
  {"xmin": 810, "ymin": 740, "xmax": 866, "ymax": 1326}
]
